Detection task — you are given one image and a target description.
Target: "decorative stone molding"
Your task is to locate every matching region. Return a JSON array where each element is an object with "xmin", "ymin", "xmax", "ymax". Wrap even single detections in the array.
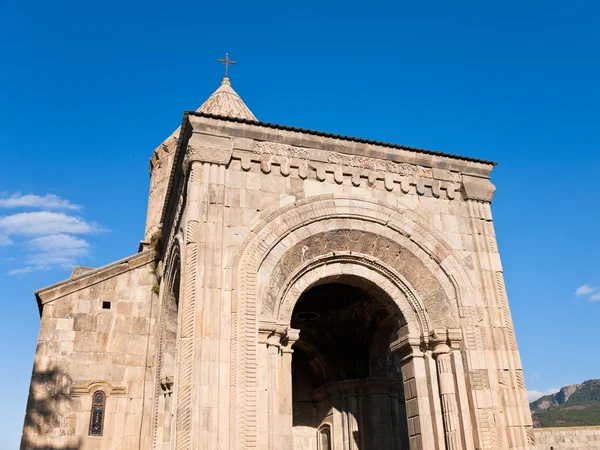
[
  {"xmin": 255, "ymin": 141, "xmax": 309, "ymax": 160},
  {"xmin": 70, "ymin": 380, "xmax": 126, "ymax": 397},
  {"xmin": 232, "ymin": 146, "xmax": 462, "ymax": 200},
  {"xmin": 327, "ymin": 152, "xmax": 430, "ymax": 178},
  {"xmin": 263, "ymin": 229, "xmax": 457, "ymax": 331}
]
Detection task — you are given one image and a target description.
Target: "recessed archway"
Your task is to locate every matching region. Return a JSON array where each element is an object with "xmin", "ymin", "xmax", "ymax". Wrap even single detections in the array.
[{"xmin": 290, "ymin": 279, "xmax": 410, "ymax": 449}]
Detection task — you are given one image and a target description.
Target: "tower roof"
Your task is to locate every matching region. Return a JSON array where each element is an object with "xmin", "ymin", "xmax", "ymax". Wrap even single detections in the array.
[{"xmin": 196, "ymin": 76, "xmax": 257, "ymax": 121}]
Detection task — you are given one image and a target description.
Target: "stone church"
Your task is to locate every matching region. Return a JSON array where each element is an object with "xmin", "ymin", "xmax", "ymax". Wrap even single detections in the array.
[{"xmin": 21, "ymin": 67, "xmax": 536, "ymax": 450}]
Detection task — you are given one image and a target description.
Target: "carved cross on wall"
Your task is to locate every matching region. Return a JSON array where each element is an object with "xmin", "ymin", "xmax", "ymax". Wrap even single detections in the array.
[{"xmin": 217, "ymin": 53, "xmax": 236, "ymax": 78}]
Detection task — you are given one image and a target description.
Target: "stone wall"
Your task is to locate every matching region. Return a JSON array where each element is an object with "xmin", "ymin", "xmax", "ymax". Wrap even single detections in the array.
[
  {"xmin": 535, "ymin": 426, "xmax": 600, "ymax": 449},
  {"xmin": 21, "ymin": 251, "xmax": 158, "ymax": 450}
]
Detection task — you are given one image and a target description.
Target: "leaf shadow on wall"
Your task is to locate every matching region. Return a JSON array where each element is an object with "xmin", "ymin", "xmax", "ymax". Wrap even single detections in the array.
[{"xmin": 20, "ymin": 362, "xmax": 81, "ymax": 450}]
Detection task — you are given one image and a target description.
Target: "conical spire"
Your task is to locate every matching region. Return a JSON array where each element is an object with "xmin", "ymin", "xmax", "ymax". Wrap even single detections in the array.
[{"xmin": 196, "ymin": 76, "xmax": 257, "ymax": 121}]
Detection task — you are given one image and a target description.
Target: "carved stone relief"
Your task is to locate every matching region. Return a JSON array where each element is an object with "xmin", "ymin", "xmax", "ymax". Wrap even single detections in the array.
[
  {"xmin": 186, "ymin": 142, "xmax": 232, "ymax": 165},
  {"xmin": 263, "ymin": 229, "xmax": 457, "ymax": 329},
  {"xmin": 256, "ymin": 141, "xmax": 310, "ymax": 160},
  {"xmin": 327, "ymin": 153, "xmax": 421, "ymax": 177},
  {"xmin": 234, "ymin": 144, "xmax": 462, "ymax": 199}
]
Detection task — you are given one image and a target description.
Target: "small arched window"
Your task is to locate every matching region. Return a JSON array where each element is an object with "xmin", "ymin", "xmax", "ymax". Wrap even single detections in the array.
[{"xmin": 89, "ymin": 391, "xmax": 106, "ymax": 436}]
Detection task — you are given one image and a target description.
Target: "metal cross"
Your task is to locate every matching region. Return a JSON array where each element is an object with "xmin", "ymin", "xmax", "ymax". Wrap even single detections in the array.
[{"xmin": 217, "ymin": 53, "xmax": 236, "ymax": 78}]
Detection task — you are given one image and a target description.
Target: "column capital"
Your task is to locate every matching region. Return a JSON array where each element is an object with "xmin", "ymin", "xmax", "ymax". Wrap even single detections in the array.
[{"xmin": 429, "ymin": 329, "xmax": 463, "ymax": 357}]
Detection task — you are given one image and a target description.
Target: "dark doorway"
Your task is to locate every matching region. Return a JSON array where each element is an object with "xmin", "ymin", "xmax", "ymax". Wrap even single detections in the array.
[{"xmin": 291, "ymin": 280, "xmax": 410, "ymax": 449}]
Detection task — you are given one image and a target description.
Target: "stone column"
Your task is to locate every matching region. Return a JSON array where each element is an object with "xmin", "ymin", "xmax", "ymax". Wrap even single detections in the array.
[
  {"xmin": 391, "ymin": 336, "xmax": 437, "ymax": 450},
  {"xmin": 431, "ymin": 337, "xmax": 462, "ymax": 450},
  {"xmin": 279, "ymin": 328, "xmax": 300, "ymax": 450}
]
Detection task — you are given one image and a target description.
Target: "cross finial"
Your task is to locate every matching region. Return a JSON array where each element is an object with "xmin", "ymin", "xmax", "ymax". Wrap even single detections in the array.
[{"xmin": 217, "ymin": 53, "xmax": 236, "ymax": 78}]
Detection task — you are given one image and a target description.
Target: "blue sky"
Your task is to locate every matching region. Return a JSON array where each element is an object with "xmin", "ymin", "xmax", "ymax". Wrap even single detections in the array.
[{"xmin": 1, "ymin": 0, "xmax": 599, "ymax": 447}]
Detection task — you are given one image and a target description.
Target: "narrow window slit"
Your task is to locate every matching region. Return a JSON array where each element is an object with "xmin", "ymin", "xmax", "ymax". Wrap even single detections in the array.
[{"xmin": 89, "ymin": 391, "xmax": 106, "ymax": 436}]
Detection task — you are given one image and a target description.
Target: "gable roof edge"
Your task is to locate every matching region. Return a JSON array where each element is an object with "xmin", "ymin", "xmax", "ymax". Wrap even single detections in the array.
[{"xmin": 34, "ymin": 250, "xmax": 157, "ymax": 316}]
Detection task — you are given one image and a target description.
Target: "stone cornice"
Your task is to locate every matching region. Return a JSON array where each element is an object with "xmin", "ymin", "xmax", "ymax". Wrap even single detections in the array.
[
  {"xmin": 187, "ymin": 112, "xmax": 497, "ymax": 168},
  {"xmin": 232, "ymin": 147, "xmax": 461, "ymax": 200},
  {"xmin": 187, "ymin": 114, "xmax": 495, "ymax": 177}
]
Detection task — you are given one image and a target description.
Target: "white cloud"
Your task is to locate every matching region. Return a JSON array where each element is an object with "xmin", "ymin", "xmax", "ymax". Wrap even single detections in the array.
[
  {"xmin": 0, "ymin": 192, "xmax": 105, "ymax": 276},
  {"xmin": 575, "ymin": 284, "xmax": 597, "ymax": 297},
  {"xmin": 590, "ymin": 292, "xmax": 600, "ymax": 302},
  {"xmin": 0, "ymin": 211, "xmax": 99, "ymax": 236},
  {"xmin": 8, "ymin": 266, "xmax": 37, "ymax": 276},
  {"xmin": 527, "ymin": 387, "xmax": 560, "ymax": 403},
  {"xmin": 27, "ymin": 233, "xmax": 90, "ymax": 254},
  {"xmin": 0, "ymin": 193, "xmax": 81, "ymax": 210},
  {"xmin": 9, "ymin": 234, "xmax": 91, "ymax": 275},
  {"xmin": 574, "ymin": 284, "xmax": 600, "ymax": 303}
]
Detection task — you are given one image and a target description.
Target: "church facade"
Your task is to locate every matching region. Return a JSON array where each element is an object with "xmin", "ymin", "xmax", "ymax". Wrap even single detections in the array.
[{"xmin": 21, "ymin": 75, "xmax": 535, "ymax": 450}]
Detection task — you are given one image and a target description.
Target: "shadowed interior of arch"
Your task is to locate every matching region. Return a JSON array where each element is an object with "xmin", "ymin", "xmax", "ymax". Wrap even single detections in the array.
[{"xmin": 290, "ymin": 277, "xmax": 410, "ymax": 449}]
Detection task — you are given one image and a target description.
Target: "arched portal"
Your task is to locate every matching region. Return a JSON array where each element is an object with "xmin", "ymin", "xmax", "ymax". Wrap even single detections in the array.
[
  {"xmin": 291, "ymin": 279, "xmax": 410, "ymax": 449},
  {"xmin": 234, "ymin": 196, "xmax": 478, "ymax": 450}
]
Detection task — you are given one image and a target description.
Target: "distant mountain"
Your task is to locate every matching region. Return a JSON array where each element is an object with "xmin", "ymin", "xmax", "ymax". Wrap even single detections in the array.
[{"xmin": 530, "ymin": 379, "xmax": 600, "ymax": 428}]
